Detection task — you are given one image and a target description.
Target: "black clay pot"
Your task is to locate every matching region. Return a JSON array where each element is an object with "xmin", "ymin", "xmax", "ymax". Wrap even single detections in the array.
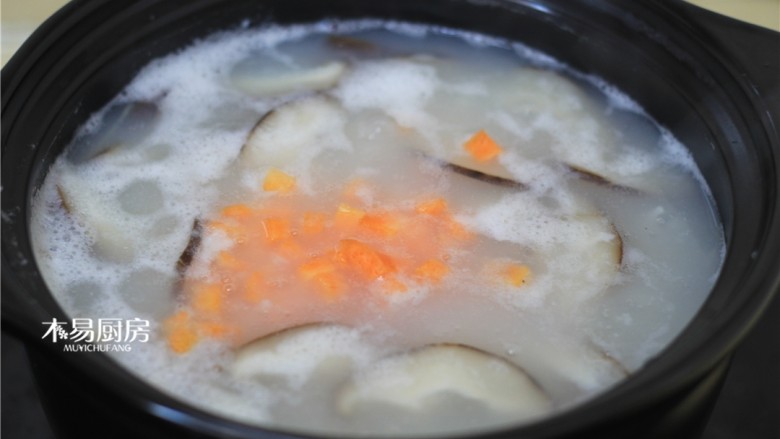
[{"xmin": 2, "ymin": 1, "xmax": 779, "ymax": 438}]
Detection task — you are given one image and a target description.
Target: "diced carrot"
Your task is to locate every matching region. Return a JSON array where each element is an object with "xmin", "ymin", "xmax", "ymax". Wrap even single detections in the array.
[
  {"xmin": 299, "ymin": 255, "xmax": 345, "ymax": 300},
  {"xmin": 335, "ymin": 203, "xmax": 365, "ymax": 227},
  {"xmin": 216, "ymin": 251, "xmax": 246, "ymax": 271},
  {"xmin": 244, "ymin": 271, "xmax": 265, "ymax": 303},
  {"xmin": 464, "ymin": 129, "xmax": 503, "ymax": 162},
  {"xmin": 262, "ymin": 217, "xmax": 290, "ymax": 242},
  {"xmin": 221, "ymin": 204, "xmax": 254, "ymax": 218},
  {"xmin": 303, "ymin": 212, "xmax": 327, "ymax": 235},
  {"xmin": 504, "ymin": 264, "xmax": 532, "ymax": 287},
  {"xmin": 360, "ymin": 213, "xmax": 399, "ymax": 237},
  {"xmin": 336, "ymin": 239, "xmax": 396, "ymax": 280},
  {"xmin": 414, "ymin": 259, "xmax": 450, "ymax": 283},
  {"xmin": 171, "ymin": 167, "xmax": 486, "ymax": 347},
  {"xmin": 277, "ymin": 239, "xmax": 304, "ymax": 259},
  {"xmin": 447, "ymin": 218, "xmax": 472, "ymax": 241},
  {"xmin": 263, "ymin": 168, "xmax": 296, "ymax": 193},
  {"xmin": 416, "ymin": 198, "xmax": 449, "ymax": 216},
  {"xmin": 313, "ymin": 272, "xmax": 345, "ymax": 301},
  {"xmin": 193, "ymin": 284, "xmax": 223, "ymax": 314},
  {"xmin": 165, "ymin": 311, "xmax": 198, "ymax": 354},
  {"xmin": 299, "ymin": 256, "xmax": 336, "ymax": 279},
  {"xmin": 383, "ymin": 276, "xmax": 408, "ymax": 294}
]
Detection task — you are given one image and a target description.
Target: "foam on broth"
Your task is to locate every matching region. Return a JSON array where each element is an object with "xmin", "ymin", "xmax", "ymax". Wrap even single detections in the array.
[{"xmin": 30, "ymin": 21, "xmax": 724, "ymax": 437}]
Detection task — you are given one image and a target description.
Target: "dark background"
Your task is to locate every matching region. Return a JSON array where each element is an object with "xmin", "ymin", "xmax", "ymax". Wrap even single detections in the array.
[{"xmin": 2, "ymin": 291, "xmax": 779, "ymax": 439}]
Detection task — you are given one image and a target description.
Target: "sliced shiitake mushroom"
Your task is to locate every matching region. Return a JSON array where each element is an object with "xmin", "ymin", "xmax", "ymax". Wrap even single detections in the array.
[
  {"xmin": 443, "ymin": 162, "xmax": 527, "ymax": 189},
  {"xmin": 337, "ymin": 344, "xmax": 552, "ymax": 419},
  {"xmin": 566, "ymin": 164, "xmax": 642, "ymax": 194},
  {"xmin": 577, "ymin": 213, "xmax": 624, "ymax": 272},
  {"xmin": 240, "ymin": 95, "xmax": 347, "ymax": 169},
  {"xmin": 66, "ymin": 101, "xmax": 159, "ymax": 164},
  {"xmin": 175, "ymin": 218, "xmax": 203, "ymax": 277},
  {"xmin": 231, "ymin": 323, "xmax": 359, "ymax": 384},
  {"xmin": 587, "ymin": 340, "xmax": 631, "ymax": 378},
  {"xmin": 417, "ymin": 150, "xmax": 642, "ymax": 194},
  {"xmin": 230, "ymin": 61, "xmax": 346, "ymax": 98},
  {"xmin": 56, "ymin": 173, "xmax": 134, "ymax": 262},
  {"xmin": 414, "ymin": 150, "xmax": 528, "ymax": 190},
  {"xmin": 551, "ymin": 212, "xmax": 623, "ymax": 304},
  {"xmin": 326, "ymin": 35, "xmax": 378, "ymax": 53},
  {"xmin": 609, "ymin": 222, "xmax": 625, "ymax": 268}
]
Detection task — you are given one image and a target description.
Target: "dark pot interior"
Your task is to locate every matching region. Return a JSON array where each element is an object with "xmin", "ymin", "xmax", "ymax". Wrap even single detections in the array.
[{"xmin": 2, "ymin": 1, "xmax": 779, "ymax": 438}]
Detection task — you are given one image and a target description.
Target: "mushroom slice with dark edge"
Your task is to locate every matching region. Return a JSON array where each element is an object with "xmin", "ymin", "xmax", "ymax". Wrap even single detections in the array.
[
  {"xmin": 609, "ymin": 222, "xmax": 625, "ymax": 268},
  {"xmin": 586, "ymin": 340, "xmax": 631, "ymax": 378},
  {"xmin": 337, "ymin": 344, "xmax": 552, "ymax": 419},
  {"xmin": 326, "ymin": 35, "xmax": 378, "ymax": 53},
  {"xmin": 416, "ymin": 150, "xmax": 528, "ymax": 190},
  {"xmin": 418, "ymin": 150, "xmax": 642, "ymax": 194},
  {"xmin": 231, "ymin": 324, "xmax": 360, "ymax": 383},
  {"xmin": 566, "ymin": 164, "xmax": 642, "ymax": 194},
  {"xmin": 230, "ymin": 61, "xmax": 346, "ymax": 98},
  {"xmin": 551, "ymin": 212, "xmax": 624, "ymax": 305},
  {"xmin": 240, "ymin": 95, "xmax": 347, "ymax": 169},
  {"xmin": 66, "ymin": 101, "xmax": 160, "ymax": 164},
  {"xmin": 175, "ymin": 218, "xmax": 203, "ymax": 278},
  {"xmin": 574, "ymin": 213, "xmax": 624, "ymax": 272}
]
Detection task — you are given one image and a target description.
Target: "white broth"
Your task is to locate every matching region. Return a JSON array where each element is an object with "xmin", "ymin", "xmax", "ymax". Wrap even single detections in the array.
[{"xmin": 30, "ymin": 21, "xmax": 724, "ymax": 437}]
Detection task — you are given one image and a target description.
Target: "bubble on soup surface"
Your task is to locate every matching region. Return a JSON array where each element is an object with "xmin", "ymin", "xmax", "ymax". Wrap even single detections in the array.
[
  {"xmin": 118, "ymin": 180, "xmax": 164, "ymax": 215},
  {"xmin": 118, "ymin": 268, "xmax": 175, "ymax": 318}
]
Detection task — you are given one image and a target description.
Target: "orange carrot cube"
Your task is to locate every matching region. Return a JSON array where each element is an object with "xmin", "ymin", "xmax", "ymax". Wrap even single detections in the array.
[
  {"xmin": 165, "ymin": 311, "xmax": 198, "ymax": 354},
  {"xmin": 221, "ymin": 204, "xmax": 254, "ymax": 218},
  {"xmin": 303, "ymin": 212, "xmax": 327, "ymax": 235},
  {"xmin": 263, "ymin": 168, "xmax": 296, "ymax": 193},
  {"xmin": 360, "ymin": 213, "xmax": 399, "ymax": 237},
  {"xmin": 504, "ymin": 264, "xmax": 532, "ymax": 287},
  {"xmin": 336, "ymin": 239, "xmax": 396, "ymax": 280},
  {"xmin": 277, "ymin": 239, "xmax": 304, "ymax": 259},
  {"xmin": 313, "ymin": 272, "xmax": 345, "ymax": 301},
  {"xmin": 464, "ymin": 129, "xmax": 503, "ymax": 162},
  {"xmin": 299, "ymin": 256, "xmax": 336, "ymax": 279},
  {"xmin": 414, "ymin": 259, "xmax": 450, "ymax": 283},
  {"xmin": 192, "ymin": 284, "xmax": 223, "ymax": 313},
  {"xmin": 383, "ymin": 276, "xmax": 408, "ymax": 294},
  {"xmin": 262, "ymin": 217, "xmax": 290, "ymax": 242},
  {"xmin": 335, "ymin": 203, "xmax": 365, "ymax": 227},
  {"xmin": 215, "ymin": 251, "xmax": 245, "ymax": 271},
  {"xmin": 415, "ymin": 198, "xmax": 449, "ymax": 216}
]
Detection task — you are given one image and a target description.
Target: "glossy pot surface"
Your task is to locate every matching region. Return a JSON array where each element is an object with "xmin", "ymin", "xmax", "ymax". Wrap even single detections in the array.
[{"xmin": 2, "ymin": 1, "xmax": 779, "ymax": 438}]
